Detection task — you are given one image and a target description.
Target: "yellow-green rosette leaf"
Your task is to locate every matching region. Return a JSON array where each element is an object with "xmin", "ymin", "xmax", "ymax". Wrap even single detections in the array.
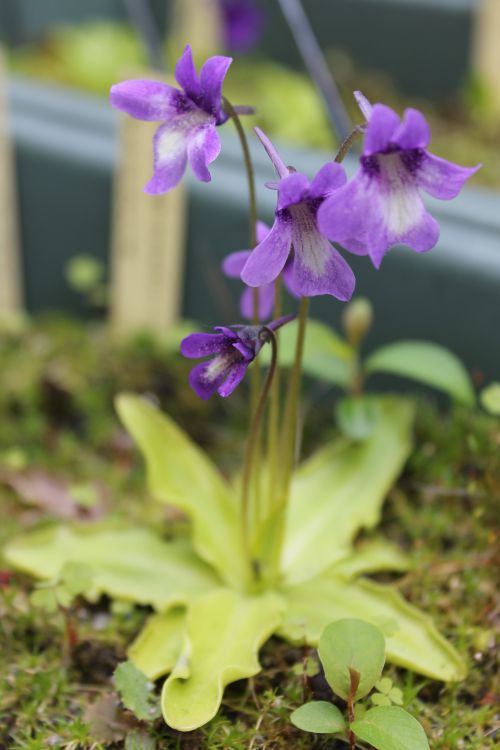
[
  {"xmin": 282, "ymin": 397, "xmax": 415, "ymax": 584},
  {"xmin": 280, "ymin": 574, "xmax": 466, "ymax": 682},
  {"xmin": 5, "ymin": 525, "xmax": 219, "ymax": 611},
  {"xmin": 128, "ymin": 608, "xmax": 186, "ymax": 680},
  {"xmin": 161, "ymin": 588, "xmax": 284, "ymax": 731},
  {"xmin": 116, "ymin": 394, "xmax": 247, "ymax": 588}
]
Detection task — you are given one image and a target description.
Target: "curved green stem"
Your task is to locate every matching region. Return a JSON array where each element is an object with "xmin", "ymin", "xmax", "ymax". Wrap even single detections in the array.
[
  {"xmin": 280, "ymin": 296, "xmax": 310, "ymax": 494},
  {"xmin": 240, "ymin": 330, "xmax": 278, "ymax": 579}
]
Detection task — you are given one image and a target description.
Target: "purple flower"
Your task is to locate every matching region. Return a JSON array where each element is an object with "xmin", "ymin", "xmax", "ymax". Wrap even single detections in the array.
[
  {"xmin": 240, "ymin": 129, "xmax": 356, "ymax": 301},
  {"xmin": 109, "ymin": 45, "xmax": 233, "ymax": 194},
  {"xmin": 181, "ymin": 316, "xmax": 292, "ymax": 399},
  {"xmin": 218, "ymin": 0, "xmax": 265, "ymax": 53},
  {"xmin": 317, "ymin": 91, "xmax": 481, "ymax": 268},
  {"xmin": 222, "ymin": 221, "xmax": 298, "ymax": 320}
]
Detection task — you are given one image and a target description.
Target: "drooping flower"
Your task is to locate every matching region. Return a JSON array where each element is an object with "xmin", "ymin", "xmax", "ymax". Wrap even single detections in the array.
[
  {"xmin": 317, "ymin": 91, "xmax": 481, "ymax": 268},
  {"xmin": 110, "ymin": 45, "xmax": 233, "ymax": 194},
  {"xmin": 240, "ymin": 129, "xmax": 356, "ymax": 300},
  {"xmin": 222, "ymin": 221, "xmax": 298, "ymax": 320},
  {"xmin": 180, "ymin": 316, "xmax": 293, "ymax": 399},
  {"xmin": 218, "ymin": 0, "xmax": 265, "ymax": 53}
]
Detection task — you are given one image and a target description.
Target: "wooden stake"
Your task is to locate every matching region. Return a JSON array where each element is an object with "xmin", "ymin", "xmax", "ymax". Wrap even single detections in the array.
[
  {"xmin": 170, "ymin": 0, "xmax": 222, "ymax": 57},
  {"xmin": 472, "ymin": 0, "xmax": 500, "ymax": 114},
  {"xmin": 109, "ymin": 71, "xmax": 187, "ymax": 337},
  {"xmin": 0, "ymin": 47, "xmax": 23, "ymax": 317}
]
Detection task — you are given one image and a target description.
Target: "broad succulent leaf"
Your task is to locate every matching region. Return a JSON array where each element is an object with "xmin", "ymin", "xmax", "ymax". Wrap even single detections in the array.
[
  {"xmin": 129, "ymin": 608, "xmax": 186, "ymax": 679},
  {"xmin": 161, "ymin": 588, "xmax": 284, "ymax": 730},
  {"xmin": 4, "ymin": 524, "xmax": 219, "ymax": 611},
  {"xmin": 281, "ymin": 397, "xmax": 415, "ymax": 584},
  {"xmin": 116, "ymin": 394, "xmax": 248, "ymax": 588},
  {"xmin": 280, "ymin": 572, "xmax": 466, "ymax": 681}
]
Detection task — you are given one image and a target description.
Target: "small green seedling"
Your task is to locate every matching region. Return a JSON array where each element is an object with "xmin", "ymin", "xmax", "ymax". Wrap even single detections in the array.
[{"xmin": 291, "ymin": 619, "xmax": 429, "ymax": 750}]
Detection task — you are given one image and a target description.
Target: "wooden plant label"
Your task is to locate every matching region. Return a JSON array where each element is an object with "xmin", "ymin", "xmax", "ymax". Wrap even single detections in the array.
[
  {"xmin": 0, "ymin": 47, "xmax": 23, "ymax": 316},
  {"xmin": 472, "ymin": 0, "xmax": 500, "ymax": 113},
  {"xmin": 170, "ymin": 0, "xmax": 222, "ymax": 57},
  {"xmin": 109, "ymin": 71, "xmax": 187, "ymax": 337}
]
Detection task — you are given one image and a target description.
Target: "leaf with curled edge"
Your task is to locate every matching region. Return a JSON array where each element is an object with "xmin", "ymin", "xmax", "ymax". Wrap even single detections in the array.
[{"xmin": 161, "ymin": 588, "xmax": 284, "ymax": 731}]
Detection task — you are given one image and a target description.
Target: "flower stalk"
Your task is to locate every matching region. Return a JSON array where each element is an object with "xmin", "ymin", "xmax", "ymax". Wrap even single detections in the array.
[{"xmin": 240, "ymin": 328, "xmax": 278, "ymax": 578}]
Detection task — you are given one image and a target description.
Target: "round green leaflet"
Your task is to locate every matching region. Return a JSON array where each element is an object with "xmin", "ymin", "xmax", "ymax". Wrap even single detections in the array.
[
  {"xmin": 291, "ymin": 701, "xmax": 346, "ymax": 734},
  {"xmin": 318, "ymin": 619, "xmax": 386, "ymax": 701}
]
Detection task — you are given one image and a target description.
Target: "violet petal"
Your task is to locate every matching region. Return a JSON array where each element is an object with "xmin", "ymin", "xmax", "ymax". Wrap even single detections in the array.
[
  {"xmin": 199, "ymin": 54, "xmax": 232, "ymax": 121},
  {"xmin": 175, "ymin": 45, "xmax": 202, "ymax": 102},
  {"xmin": 416, "ymin": 152, "xmax": 481, "ymax": 200},
  {"xmin": 109, "ymin": 80, "xmax": 183, "ymax": 121},
  {"xmin": 187, "ymin": 123, "xmax": 221, "ymax": 182},
  {"xmin": 145, "ymin": 120, "xmax": 188, "ymax": 194},
  {"xmin": 364, "ymin": 103, "xmax": 400, "ymax": 155},
  {"xmin": 180, "ymin": 332, "xmax": 225, "ymax": 358},
  {"xmin": 241, "ymin": 216, "xmax": 292, "ymax": 286},
  {"xmin": 391, "ymin": 108, "xmax": 430, "ymax": 150}
]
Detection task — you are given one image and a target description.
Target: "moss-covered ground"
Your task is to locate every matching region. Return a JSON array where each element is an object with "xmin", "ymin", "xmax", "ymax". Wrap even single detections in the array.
[{"xmin": 0, "ymin": 317, "xmax": 498, "ymax": 749}]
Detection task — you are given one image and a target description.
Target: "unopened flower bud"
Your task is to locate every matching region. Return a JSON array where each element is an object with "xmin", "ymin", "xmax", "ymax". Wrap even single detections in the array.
[{"xmin": 342, "ymin": 297, "xmax": 373, "ymax": 347}]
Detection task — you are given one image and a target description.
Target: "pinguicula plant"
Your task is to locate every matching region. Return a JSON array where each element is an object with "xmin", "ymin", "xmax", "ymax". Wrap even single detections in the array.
[
  {"xmin": 4, "ymin": 43, "xmax": 480, "ymax": 733},
  {"xmin": 291, "ymin": 618, "xmax": 429, "ymax": 750}
]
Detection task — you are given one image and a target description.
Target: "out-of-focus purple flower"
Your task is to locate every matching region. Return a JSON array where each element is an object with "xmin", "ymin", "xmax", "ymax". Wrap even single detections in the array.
[
  {"xmin": 240, "ymin": 128, "xmax": 356, "ymax": 301},
  {"xmin": 109, "ymin": 45, "xmax": 233, "ymax": 194},
  {"xmin": 181, "ymin": 316, "xmax": 293, "ymax": 399},
  {"xmin": 222, "ymin": 221, "xmax": 298, "ymax": 320},
  {"xmin": 218, "ymin": 0, "xmax": 265, "ymax": 53},
  {"xmin": 318, "ymin": 91, "xmax": 481, "ymax": 268}
]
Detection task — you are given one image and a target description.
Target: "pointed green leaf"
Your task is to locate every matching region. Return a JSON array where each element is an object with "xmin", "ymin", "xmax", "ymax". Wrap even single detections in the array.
[
  {"xmin": 116, "ymin": 394, "xmax": 247, "ymax": 588},
  {"xmin": 290, "ymin": 701, "xmax": 346, "ymax": 734},
  {"xmin": 365, "ymin": 341, "xmax": 474, "ymax": 406},
  {"xmin": 260, "ymin": 318, "xmax": 354, "ymax": 386},
  {"xmin": 282, "ymin": 397, "xmax": 415, "ymax": 584},
  {"xmin": 351, "ymin": 706, "xmax": 429, "ymax": 750},
  {"xmin": 5, "ymin": 524, "xmax": 219, "ymax": 611},
  {"xmin": 280, "ymin": 573, "xmax": 466, "ymax": 681},
  {"xmin": 330, "ymin": 541, "xmax": 410, "ymax": 580},
  {"xmin": 161, "ymin": 588, "xmax": 283, "ymax": 731},
  {"xmin": 319, "ymin": 619, "xmax": 385, "ymax": 701},
  {"xmin": 129, "ymin": 608, "xmax": 186, "ymax": 680}
]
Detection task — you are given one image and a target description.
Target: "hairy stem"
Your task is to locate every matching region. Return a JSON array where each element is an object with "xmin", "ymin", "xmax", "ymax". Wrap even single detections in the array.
[
  {"xmin": 280, "ymin": 296, "xmax": 310, "ymax": 493},
  {"xmin": 334, "ymin": 125, "xmax": 364, "ymax": 163},
  {"xmin": 266, "ymin": 276, "xmax": 282, "ymax": 514},
  {"xmin": 240, "ymin": 330, "xmax": 278, "ymax": 579}
]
